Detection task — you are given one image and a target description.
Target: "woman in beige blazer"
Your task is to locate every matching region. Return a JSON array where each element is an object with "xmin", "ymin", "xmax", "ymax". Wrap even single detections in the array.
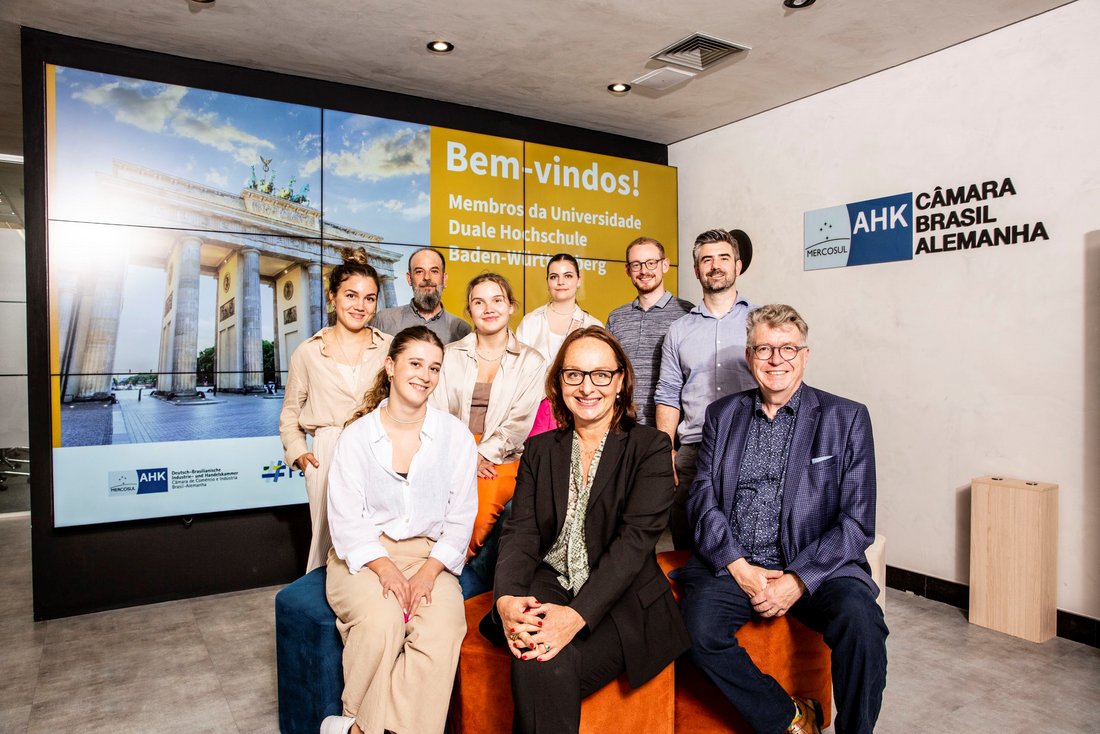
[
  {"xmin": 279, "ymin": 253, "xmax": 392, "ymax": 572},
  {"xmin": 430, "ymin": 272, "xmax": 545, "ymax": 597},
  {"xmin": 515, "ymin": 253, "xmax": 602, "ymax": 367}
]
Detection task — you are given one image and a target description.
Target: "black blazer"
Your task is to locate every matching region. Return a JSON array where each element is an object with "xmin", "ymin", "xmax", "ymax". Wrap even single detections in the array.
[{"xmin": 494, "ymin": 423, "xmax": 691, "ymax": 687}]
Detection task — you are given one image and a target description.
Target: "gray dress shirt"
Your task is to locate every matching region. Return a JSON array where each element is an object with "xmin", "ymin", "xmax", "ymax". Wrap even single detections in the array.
[
  {"xmin": 606, "ymin": 291, "xmax": 694, "ymax": 426},
  {"xmin": 371, "ymin": 302, "xmax": 472, "ymax": 345}
]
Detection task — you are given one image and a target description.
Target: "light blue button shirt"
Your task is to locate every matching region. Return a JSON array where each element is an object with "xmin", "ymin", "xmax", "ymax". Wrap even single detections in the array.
[{"xmin": 654, "ymin": 295, "xmax": 758, "ymax": 444}]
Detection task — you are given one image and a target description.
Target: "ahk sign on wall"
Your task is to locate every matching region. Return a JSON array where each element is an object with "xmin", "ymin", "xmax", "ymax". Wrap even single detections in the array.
[
  {"xmin": 804, "ymin": 178, "xmax": 1048, "ymax": 271},
  {"xmin": 803, "ymin": 193, "xmax": 913, "ymax": 271}
]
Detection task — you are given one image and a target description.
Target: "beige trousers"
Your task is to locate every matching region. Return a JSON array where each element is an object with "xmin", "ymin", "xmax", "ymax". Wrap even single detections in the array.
[
  {"xmin": 304, "ymin": 425, "xmax": 342, "ymax": 572},
  {"xmin": 325, "ymin": 537, "xmax": 466, "ymax": 734}
]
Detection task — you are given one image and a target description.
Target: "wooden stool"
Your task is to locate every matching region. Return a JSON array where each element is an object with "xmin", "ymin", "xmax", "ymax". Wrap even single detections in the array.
[
  {"xmin": 969, "ymin": 476, "xmax": 1058, "ymax": 642},
  {"xmin": 657, "ymin": 551, "xmax": 833, "ymax": 734},
  {"xmin": 448, "ymin": 592, "xmax": 675, "ymax": 733}
]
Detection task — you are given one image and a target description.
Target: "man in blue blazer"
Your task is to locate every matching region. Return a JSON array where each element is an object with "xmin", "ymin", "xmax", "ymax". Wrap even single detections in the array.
[{"xmin": 677, "ymin": 304, "xmax": 887, "ymax": 734}]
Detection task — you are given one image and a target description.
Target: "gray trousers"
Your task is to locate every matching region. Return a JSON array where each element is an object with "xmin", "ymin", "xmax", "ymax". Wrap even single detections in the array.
[{"xmin": 671, "ymin": 442, "xmax": 700, "ymax": 551}]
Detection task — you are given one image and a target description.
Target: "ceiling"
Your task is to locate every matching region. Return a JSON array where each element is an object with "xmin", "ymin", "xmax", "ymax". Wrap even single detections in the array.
[{"xmin": 0, "ymin": 0, "xmax": 1076, "ymax": 161}]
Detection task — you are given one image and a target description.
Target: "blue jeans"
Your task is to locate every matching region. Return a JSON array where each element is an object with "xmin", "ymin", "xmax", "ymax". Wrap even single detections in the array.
[
  {"xmin": 458, "ymin": 565, "xmax": 491, "ymax": 599},
  {"xmin": 458, "ymin": 501, "xmax": 511, "ymax": 599},
  {"xmin": 677, "ymin": 556, "xmax": 888, "ymax": 734}
]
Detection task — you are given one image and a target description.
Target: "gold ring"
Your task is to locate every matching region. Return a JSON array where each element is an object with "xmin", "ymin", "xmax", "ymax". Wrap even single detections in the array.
[{"xmin": 509, "ymin": 632, "xmax": 519, "ymax": 642}]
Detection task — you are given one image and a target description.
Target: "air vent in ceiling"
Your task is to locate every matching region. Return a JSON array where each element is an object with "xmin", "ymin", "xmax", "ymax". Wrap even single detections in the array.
[{"xmin": 651, "ymin": 32, "xmax": 750, "ymax": 71}]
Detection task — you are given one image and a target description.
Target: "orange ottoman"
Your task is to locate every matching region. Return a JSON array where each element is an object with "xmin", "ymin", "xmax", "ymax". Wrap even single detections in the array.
[
  {"xmin": 657, "ymin": 551, "xmax": 833, "ymax": 734},
  {"xmin": 448, "ymin": 592, "xmax": 675, "ymax": 734}
]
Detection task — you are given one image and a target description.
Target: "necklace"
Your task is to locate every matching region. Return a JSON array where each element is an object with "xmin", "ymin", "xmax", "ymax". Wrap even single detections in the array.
[
  {"xmin": 475, "ymin": 348, "xmax": 504, "ymax": 362},
  {"xmin": 332, "ymin": 330, "xmax": 367, "ymax": 367},
  {"xmin": 548, "ymin": 302, "xmax": 574, "ymax": 316},
  {"xmin": 384, "ymin": 405, "xmax": 425, "ymax": 425}
]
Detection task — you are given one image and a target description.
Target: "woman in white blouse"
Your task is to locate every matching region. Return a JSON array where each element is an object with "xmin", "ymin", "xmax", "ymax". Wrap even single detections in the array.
[
  {"xmin": 430, "ymin": 273, "xmax": 545, "ymax": 597},
  {"xmin": 279, "ymin": 250, "xmax": 392, "ymax": 572},
  {"xmin": 322, "ymin": 326, "xmax": 478, "ymax": 734},
  {"xmin": 515, "ymin": 253, "xmax": 602, "ymax": 367}
]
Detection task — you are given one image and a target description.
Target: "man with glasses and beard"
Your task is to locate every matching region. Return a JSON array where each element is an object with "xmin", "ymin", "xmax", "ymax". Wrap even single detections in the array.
[
  {"xmin": 654, "ymin": 229, "xmax": 758, "ymax": 550},
  {"xmin": 607, "ymin": 236, "xmax": 694, "ymax": 427},
  {"xmin": 372, "ymin": 247, "xmax": 473, "ymax": 344}
]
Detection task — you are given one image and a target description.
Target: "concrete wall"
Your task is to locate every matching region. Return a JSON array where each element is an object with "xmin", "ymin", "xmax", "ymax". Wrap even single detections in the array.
[{"xmin": 669, "ymin": 1, "xmax": 1099, "ymax": 619}]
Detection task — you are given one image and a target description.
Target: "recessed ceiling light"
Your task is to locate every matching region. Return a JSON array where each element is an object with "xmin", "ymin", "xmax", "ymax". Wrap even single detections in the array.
[
  {"xmin": 783, "ymin": 0, "xmax": 816, "ymax": 7},
  {"xmin": 607, "ymin": 83, "xmax": 631, "ymax": 96},
  {"xmin": 427, "ymin": 40, "xmax": 455, "ymax": 54}
]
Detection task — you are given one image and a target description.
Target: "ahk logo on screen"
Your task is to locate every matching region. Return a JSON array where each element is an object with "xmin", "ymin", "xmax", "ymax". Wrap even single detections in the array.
[
  {"xmin": 804, "ymin": 193, "xmax": 913, "ymax": 271},
  {"xmin": 108, "ymin": 467, "xmax": 169, "ymax": 497},
  {"xmin": 136, "ymin": 468, "xmax": 169, "ymax": 494}
]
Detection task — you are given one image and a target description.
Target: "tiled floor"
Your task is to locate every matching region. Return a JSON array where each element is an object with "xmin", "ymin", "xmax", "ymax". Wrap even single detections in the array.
[
  {"xmin": 0, "ymin": 514, "xmax": 1096, "ymax": 733},
  {"xmin": 0, "ymin": 515, "xmax": 277, "ymax": 734}
]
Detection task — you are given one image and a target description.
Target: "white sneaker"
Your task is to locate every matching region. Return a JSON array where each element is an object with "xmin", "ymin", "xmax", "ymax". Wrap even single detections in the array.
[{"xmin": 319, "ymin": 714, "xmax": 356, "ymax": 734}]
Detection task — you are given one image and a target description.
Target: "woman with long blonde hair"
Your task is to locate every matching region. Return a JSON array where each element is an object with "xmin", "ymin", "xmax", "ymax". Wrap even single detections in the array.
[{"xmin": 323, "ymin": 326, "xmax": 477, "ymax": 734}]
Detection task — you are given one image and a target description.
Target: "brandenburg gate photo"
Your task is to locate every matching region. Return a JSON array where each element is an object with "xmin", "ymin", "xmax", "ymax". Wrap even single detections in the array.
[{"xmin": 55, "ymin": 160, "xmax": 402, "ymax": 402}]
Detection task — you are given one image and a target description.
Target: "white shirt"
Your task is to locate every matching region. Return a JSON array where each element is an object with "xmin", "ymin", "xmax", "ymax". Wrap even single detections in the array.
[
  {"xmin": 327, "ymin": 402, "xmax": 478, "ymax": 576},
  {"xmin": 515, "ymin": 303, "xmax": 602, "ymax": 366}
]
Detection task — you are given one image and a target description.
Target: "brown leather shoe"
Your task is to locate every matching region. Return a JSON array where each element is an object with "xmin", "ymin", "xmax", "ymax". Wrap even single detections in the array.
[{"xmin": 787, "ymin": 696, "xmax": 823, "ymax": 734}]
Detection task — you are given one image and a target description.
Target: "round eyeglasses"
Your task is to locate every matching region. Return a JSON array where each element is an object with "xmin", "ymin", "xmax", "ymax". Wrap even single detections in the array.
[
  {"xmin": 560, "ymin": 368, "xmax": 622, "ymax": 386},
  {"xmin": 627, "ymin": 259, "xmax": 662, "ymax": 273},
  {"xmin": 748, "ymin": 345, "xmax": 807, "ymax": 361}
]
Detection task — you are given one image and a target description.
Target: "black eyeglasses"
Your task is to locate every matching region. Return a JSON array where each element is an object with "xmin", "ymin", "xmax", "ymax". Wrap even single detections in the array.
[
  {"xmin": 748, "ymin": 345, "xmax": 807, "ymax": 361},
  {"xmin": 560, "ymin": 368, "xmax": 622, "ymax": 386},
  {"xmin": 627, "ymin": 259, "xmax": 662, "ymax": 273}
]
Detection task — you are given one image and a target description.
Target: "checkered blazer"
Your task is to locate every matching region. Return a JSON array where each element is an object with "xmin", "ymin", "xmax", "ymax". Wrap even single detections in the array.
[{"xmin": 686, "ymin": 383, "xmax": 878, "ymax": 596}]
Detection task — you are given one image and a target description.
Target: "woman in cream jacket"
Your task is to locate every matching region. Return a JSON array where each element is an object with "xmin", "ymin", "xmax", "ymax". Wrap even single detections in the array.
[
  {"xmin": 279, "ymin": 252, "xmax": 392, "ymax": 572},
  {"xmin": 430, "ymin": 272, "xmax": 545, "ymax": 597}
]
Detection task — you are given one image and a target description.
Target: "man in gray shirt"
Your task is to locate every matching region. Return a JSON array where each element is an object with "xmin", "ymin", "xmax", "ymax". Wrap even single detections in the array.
[
  {"xmin": 607, "ymin": 236, "xmax": 693, "ymax": 425},
  {"xmin": 655, "ymin": 229, "xmax": 757, "ymax": 550},
  {"xmin": 372, "ymin": 247, "xmax": 472, "ymax": 344}
]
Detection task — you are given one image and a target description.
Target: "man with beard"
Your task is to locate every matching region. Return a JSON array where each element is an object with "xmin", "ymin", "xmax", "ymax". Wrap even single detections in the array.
[
  {"xmin": 655, "ymin": 229, "xmax": 757, "ymax": 550},
  {"xmin": 606, "ymin": 236, "xmax": 694, "ymax": 426},
  {"xmin": 372, "ymin": 247, "xmax": 472, "ymax": 344}
]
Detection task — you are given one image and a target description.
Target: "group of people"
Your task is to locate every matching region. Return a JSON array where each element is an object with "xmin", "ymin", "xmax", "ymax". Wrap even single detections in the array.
[{"xmin": 279, "ymin": 233, "xmax": 888, "ymax": 734}]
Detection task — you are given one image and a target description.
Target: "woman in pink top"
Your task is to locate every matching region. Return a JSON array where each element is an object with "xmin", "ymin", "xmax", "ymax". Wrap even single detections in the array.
[
  {"xmin": 279, "ymin": 250, "xmax": 392, "ymax": 572},
  {"xmin": 528, "ymin": 398, "xmax": 559, "ymax": 438}
]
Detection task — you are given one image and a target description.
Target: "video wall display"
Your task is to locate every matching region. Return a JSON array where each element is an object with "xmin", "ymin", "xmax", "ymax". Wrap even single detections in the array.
[{"xmin": 44, "ymin": 63, "xmax": 678, "ymax": 527}]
